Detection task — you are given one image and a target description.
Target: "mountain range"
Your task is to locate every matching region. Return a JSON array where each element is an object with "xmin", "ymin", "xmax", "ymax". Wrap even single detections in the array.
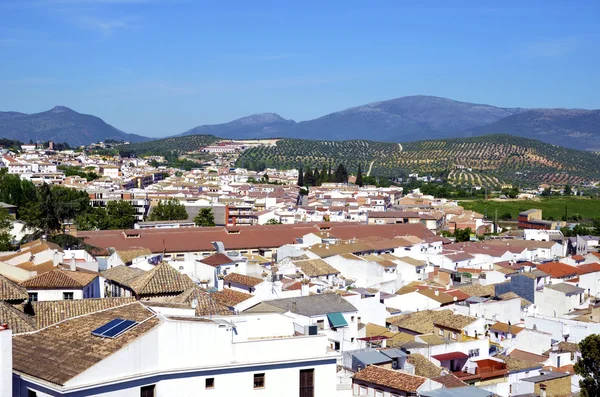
[
  {"xmin": 0, "ymin": 106, "xmax": 149, "ymax": 147},
  {"xmin": 1, "ymin": 96, "xmax": 599, "ymax": 150}
]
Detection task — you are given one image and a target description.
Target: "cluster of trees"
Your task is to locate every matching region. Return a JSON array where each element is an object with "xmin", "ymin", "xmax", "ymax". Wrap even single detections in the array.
[
  {"xmin": 148, "ymin": 199, "xmax": 188, "ymax": 221},
  {"xmin": 560, "ymin": 220, "xmax": 600, "ymax": 237},
  {"xmin": 441, "ymin": 227, "xmax": 474, "ymax": 242},
  {"xmin": 297, "ymin": 163, "xmax": 350, "ymax": 187},
  {"xmin": 58, "ymin": 165, "xmax": 99, "ymax": 182}
]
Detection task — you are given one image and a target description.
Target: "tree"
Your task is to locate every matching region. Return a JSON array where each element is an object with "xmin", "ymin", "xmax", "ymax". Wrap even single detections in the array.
[
  {"xmin": 356, "ymin": 163, "xmax": 363, "ymax": 187},
  {"xmin": 313, "ymin": 167, "xmax": 320, "ymax": 186},
  {"xmin": 575, "ymin": 334, "xmax": 600, "ymax": 397},
  {"xmin": 265, "ymin": 218, "xmax": 282, "ymax": 225},
  {"xmin": 105, "ymin": 200, "xmax": 137, "ymax": 230},
  {"xmin": 148, "ymin": 199, "xmax": 188, "ymax": 221},
  {"xmin": 75, "ymin": 207, "xmax": 109, "ymax": 231},
  {"xmin": 320, "ymin": 164, "xmax": 328, "ymax": 184},
  {"xmin": 297, "ymin": 166, "xmax": 304, "ymax": 187},
  {"xmin": 304, "ymin": 168, "xmax": 315, "ymax": 186},
  {"xmin": 454, "ymin": 227, "xmax": 473, "ymax": 242},
  {"xmin": 564, "ymin": 184, "xmax": 573, "ymax": 196},
  {"xmin": 334, "ymin": 163, "xmax": 348, "ymax": 183},
  {"xmin": 499, "ymin": 212, "xmax": 512, "ymax": 221},
  {"xmin": 194, "ymin": 208, "xmax": 215, "ymax": 227},
  {"xmin": 0, "ymin": 208, "xmax": 13, "ymax": 251}
]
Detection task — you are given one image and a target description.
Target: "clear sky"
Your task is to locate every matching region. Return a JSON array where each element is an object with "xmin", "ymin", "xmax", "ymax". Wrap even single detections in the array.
[{"xmin": 0, "ymin": 0, "xmax": 598, "ymax": 137}]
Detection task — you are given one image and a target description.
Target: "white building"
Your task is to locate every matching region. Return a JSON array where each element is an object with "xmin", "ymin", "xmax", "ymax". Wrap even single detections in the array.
[{"xmin": 12, "ymin": 302, "xmax": 338, "ymax": 396}]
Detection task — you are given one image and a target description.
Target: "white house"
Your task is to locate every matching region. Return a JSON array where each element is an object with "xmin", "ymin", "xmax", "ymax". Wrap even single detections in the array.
[
  {"xmin": 12, "ymin": 302, "xmax": 339, "ymax": 396},
  {"xmin": 21, "ymin": 267, "xmax": 101, "ymax": 301}
]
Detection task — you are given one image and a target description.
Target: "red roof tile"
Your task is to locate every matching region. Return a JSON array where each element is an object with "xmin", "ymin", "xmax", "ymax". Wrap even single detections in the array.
[{"xmin": 537, "ymin": 262, "xmax": 580, "ymax": 278}]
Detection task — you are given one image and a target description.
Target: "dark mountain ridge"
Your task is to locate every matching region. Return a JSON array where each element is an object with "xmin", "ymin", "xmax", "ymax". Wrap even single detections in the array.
[{"xmin": 0, "ymin": 106, "xmax": 150, "ymax": 146}]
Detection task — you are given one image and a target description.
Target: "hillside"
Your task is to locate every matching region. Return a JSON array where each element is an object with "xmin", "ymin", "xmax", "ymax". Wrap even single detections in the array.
[
  {"xmin": 176, "ymin": 113, "xmax": 296, "ymax": 139},
  {"xmin": 117, "ymin": 134, "xmax": 220, "ymax": 156},
  {"xmin": 0, "ymin": 106, "xmax": 150, "ymax": 146},
  {"xmin": 236, "ymin": 134, "xmax": 600, "ymax": 186},
  {"xmin": 467, "ymin": 108, "xmax": 600, "ymax": 151}
]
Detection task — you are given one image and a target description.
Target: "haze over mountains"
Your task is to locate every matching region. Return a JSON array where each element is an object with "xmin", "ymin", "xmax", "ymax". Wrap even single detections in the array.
[{"xmin": 1, "ymin": 96, "xmax": 599, "ymax": 150}]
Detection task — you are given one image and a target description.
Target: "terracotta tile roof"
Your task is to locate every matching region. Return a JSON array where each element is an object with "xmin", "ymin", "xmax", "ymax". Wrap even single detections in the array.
[
  {"xmin": 363, "ymin": 323, "xmax": 414, "ymax": 347},
  {"xmin": 293, "ymin": 258, "xmax": 340, "ymax": 277},
  {"xmin": 199, "ymin": 253, "xmax": 234, "ymax": 267},
  {"xmin": 433, "ymin": 312, "xmax": 478, "ymax": 331},
  {"xmin": 0, "ymin": 274, "xmax": 28, "ymax": 301},
  {"xmin": 101, "ymin": 265, "xmax": 146, "ymax": 287},
  {"xmin": 416, "ymin": 288, "xmax": 455, "ymax": 305},
  {"xmin": 15, "ymin": 260, "xmax": 56, "ymax": 275},
  {"xmin": 501, "ymin": 355, "xmax": 544, "ymax": 372},
  {"xmin": 543, "ymin": 342, "xmax": 580, "ymax": 359},
  {"xmin": 31, "ymin": 297, "xmax": 137, "ymax": 329},
  {"xmin": 407, "ymin": 354, "xmax": 443, "ymax": 378},
  {"xmin": 537, "ymin": 262, "xmax": 580, "ymax": 279},
  {"xmin": 12, "ymin": 302, "xmax": 160, "ymax": 386},
  {"xmin": 489, "ymin": 321, "xmax": 524, "ymax": 335},
  {"xmin": 431, "ymin": 374, "xmax": 468, "ymax": 388},
  {"xmin": 115, "ymin": 248, "xmax": 152, "ymax": 264},
  {"xmin": 509, "ymin": 349, "xmax": 548, "ymax": 363},
  {"xmin": 0, "ymin": 301, "xmax": 36, "ymax": 333},
  {"xmin": 21, "ymin": 269, "xmax": 98, "ymax": 289},
  {"xmin": 352, "ymin": 365, "xmax": 427, "ymax": 393},
  {"xmin": 455, "ymin": 283, "xmax": 496, "ymax": 297},
  {"xmin": 575, "ymin": 263, "xmax": 600, "ymax": 275},
  {"xmin": 224, "ymin": 272, "xmax": 264, "ymax": 287},
  {"xmin": 211, "ymin": 288, "xmax": 253, "ymax": 307},
  {"xmin": 77, "ymin": 223, "xmax": 434, "ymax": 254},
  {"xmin": 128, "ymin": 262, "xmax": 195, "ymax": 297},
  {"xmin": 387, "ymin": 309, "xmax": 455, "ymax": 334}
]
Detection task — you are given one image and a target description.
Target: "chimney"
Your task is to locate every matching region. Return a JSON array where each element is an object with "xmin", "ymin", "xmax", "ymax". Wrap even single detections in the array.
[
  {"xmin": 507, "ymin": 320, "xmax": 511, "ymax": 336},
  {"xmin": 435, "ymin": 290, "xmax": 440, "ymax": 296},
  {"xmin": 301, "ymin": 280, "xmax": 309, "ymax": 296},
  {"xmin": 53, "ymin": 249, "xmax": 60, "ymax": 267},
  {"xmin": 540, "ymin": 384, "xmax": 547, "ymax": 397},
  {"xmin": 70, "ymin": 254, "xmax": 76, "ymax": 271},
  {"xmin": 0, "ymin": 324, "xmax": 12, "ymax": 397}
]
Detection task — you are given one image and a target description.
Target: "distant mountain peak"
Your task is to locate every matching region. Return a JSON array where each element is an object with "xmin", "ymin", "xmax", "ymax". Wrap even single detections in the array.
[
  {"xmin": 50, "ymin": 105, "xmax": 74, "ymax": 114},
  {"xmin": 233, "ymin": 113, "xmax": 290, "ymax": 125}
]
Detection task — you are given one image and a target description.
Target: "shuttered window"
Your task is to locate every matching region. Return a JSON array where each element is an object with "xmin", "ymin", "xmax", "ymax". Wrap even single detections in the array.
[{"xmin": 299, "ymin": 369, "xmax": 314, "ymax": 397}]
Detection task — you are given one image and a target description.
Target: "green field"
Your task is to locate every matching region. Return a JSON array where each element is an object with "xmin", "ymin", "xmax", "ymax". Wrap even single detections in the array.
[{"xmin": 459, "ymin": 197, "xmax": 600, "ymax": 221}]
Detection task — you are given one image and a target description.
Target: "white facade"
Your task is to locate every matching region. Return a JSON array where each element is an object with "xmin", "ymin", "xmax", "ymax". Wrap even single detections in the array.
[
  {"xmin": 0, "ymin": 326, "xmax": 11, "ymax": 397},
  {"xmin": 15, "ymin": 313, "xmax": 339, "ymax": 397},
  {"xmin": 534, "ymin": 287, "xmax": 584, "ymax": 317},
  {"xmin": 454, "ymin": 298, "xmax": 521, "ymax": 325}
]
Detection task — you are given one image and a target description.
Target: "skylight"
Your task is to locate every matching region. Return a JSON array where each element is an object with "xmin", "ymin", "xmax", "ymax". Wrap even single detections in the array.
[{"xmin": 91, "ymin": 318, "xmax": 138, "ymax": 338}]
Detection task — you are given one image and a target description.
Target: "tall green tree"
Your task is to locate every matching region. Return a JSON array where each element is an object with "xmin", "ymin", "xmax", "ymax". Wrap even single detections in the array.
[
  {"xmin": 564, "ymin": 184, "xmax": 573, "ymax": 196},
  {"xmin": 105, "ymin": 200, "xmax": 137, "ymax": 230},
  {"xmin": 194, "ymin": 208, "xmax": 215, "ymax": 227},
  {"xmin": 304, "ymin": 168, "xmax": 315, "ymax": 186},
  {"xmin": 148, "ymin": 199, "xmax": 188, "ymax": 221},
  {"xmin": 334, "ymin": 163, "xmax": 348, "ymax": 183},
  {"xmin": 313, "ymin": 167, "xmax": 321, "ymax": 186},
  {"xmin": 297, "ymin": 166, "xmax": 304, "ymax": 186},
  {"xmin": 75, "ymin": 207, "xmax": 109, "ymax": 231},
  {"xmin": 320, "ymin": 164, "xmax": 328, "ymax": 184},
  {"xmin": 454, "ymin": 227, "xmax": 473, "ymax": 242},
  {"xmin": 356, "ymin": 163, "xmax": 363, "ymax": 187},
  {"xmin": 0, "ymin": 208, "xmax": 14, "ymax": 251},
  {"xmin": 575, "ymin": 334, "xmax": 600, "ymax": 397}
]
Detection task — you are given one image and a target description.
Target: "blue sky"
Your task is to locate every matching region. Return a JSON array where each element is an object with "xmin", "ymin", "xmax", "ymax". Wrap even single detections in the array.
[{"xmin": 0, "ymin": 0, "xmax": 599, "ymax": 137}]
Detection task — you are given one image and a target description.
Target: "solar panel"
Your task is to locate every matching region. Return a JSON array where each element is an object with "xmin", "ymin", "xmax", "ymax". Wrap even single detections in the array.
[{"xmin": 91, "ymin": 318, "xmax": 138, "ymax": 338}]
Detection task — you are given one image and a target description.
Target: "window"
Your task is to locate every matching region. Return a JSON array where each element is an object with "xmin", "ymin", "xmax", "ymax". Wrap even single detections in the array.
[
  {"xmin": 375, "ymin": 389, "xmax": 384, "ymax": 397},
  {"xmin": 468, "ymin": 348, "xmax": 480, "ymax": 358},
  {"xmin": 451, "ymin": 332, "xmax": 457, "ymax": 340},
  {"xmin": 254, "ymin": 373, "xmax": 265, "ymax": 389},
  {"xmin": 351, "ymin": 337, "xmax": 355, "ymax": 343},
  {"xmin": 140, "ymin": 385, "xmax": 155, "ymax": 397},
  {"xmin": 205, "ymin": 378, "xmax": 215, "ymax": 389},
  {"xmin": 351, "ymin": 316, "xmax": 355, "ymax": 323},
  {"xmin": 28, "ymin": 293, "xmax": 38, "ymax": 302},
  {"xmin": 316, "ymin": 319, "xmax": 324, "ymax": 330},
  {"xmin": 63, "ymin": 292, "xmax": 74, "ymax": 300},
  {"xmin": 28, "ymin": 390, "xmax": 37, "ymax": 397},
  {"xmin": 299, "ymin": 369, "xmax": 314, "ymax": 397},
  {"xmin": 438, "ymin": 328, "xmax": 443, "ymax": 336}
]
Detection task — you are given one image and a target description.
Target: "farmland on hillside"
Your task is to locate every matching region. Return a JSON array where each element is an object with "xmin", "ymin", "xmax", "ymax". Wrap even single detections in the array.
[
  {"xmin": 236, "ymin": 134, "xmax": 600, "ymax": 186},
  {"xmin": 459, "ymin": 197, "xmax": 600, "ymax": 221}
]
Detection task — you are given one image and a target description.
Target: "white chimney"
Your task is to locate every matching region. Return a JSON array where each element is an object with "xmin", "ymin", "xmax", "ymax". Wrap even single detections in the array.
[
  {"xmin": 52, "ymin": 249, "xmax": 60, "ymax": 267},
  {"xmin": 0, "ymin": 324, "xmax": 12, "ymax": 397},
  {"xmin": 301, "ymin": 281, "xmax": 309, "ymax": 296},
  {"xmin": 435, "ymin": 290, "xmax": 440, "ymax": 296},
  {"xmin": 70, "ymin": 254, "xmax": 76, "ymax": 271}
]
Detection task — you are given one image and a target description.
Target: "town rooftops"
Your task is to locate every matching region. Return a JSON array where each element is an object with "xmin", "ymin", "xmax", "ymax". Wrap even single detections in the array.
[
  {"xmin": 0, "ymin": 273, "xmax": 28, "ymax": 301},
  {"xmin": 12, "ymin": 302, "xmax": 160, "ymax": 386},
  {"xmin": 407, "ymin": 353, "xmax": 443, "ymax": 378},
  {"xmin": 545, "ymin": 283, "xmax": 585, "ymax": 296},
  {"xmin": 223, "ymin": 272, "xmax": 264, "ymax": 287},
  {"xmin": 536, "ymin": 262, "xmax": 580, "ymax": 279},
  {"xmin": 211, "ymin": 288, "xmax": 254, "ymax": 307},
  {"xmin": 352, "ymin": 365, "xmax": 428, "ymax": 393},
  {"xmin": 101, "ymin": 265, "xmax": 146, "ymax": 287},
  {"xmin": 388, "ymin": 309, "xmax": 457, "ymax": 334},
  {"xmin": 21, "ymin": 269, "xmax": 98, "ymax": 289},
  {"xmin": 293, "ymin": 258, "xmax": 340, "ymax": 277},
  {"xmin": 489, "ymin": 321, "xmax": 523, "ymax": 335},
  {"xmin": 198, "ymin": 253, "xmax": 235, "ymax": 267},
  {"xmin": 419, "ymin": 386, "xmax": 494, "ymax": 397},
  {"xmin": 575, "ymin": 262, "xmax": 600, "ymax": 275},
  {"xmin": 128, "ymin": 262, "xmax": 195, "ymax": 296},
  {"xmin": 115, "ymin": 247, "xmax": 152, "ymax": 264},
  {"xmin": 246, "ymin": 294, "xmax": 357, "ymax": 317},
  {"xmin": 77, "ymin": 223, "xmax": 434, "ymax": 254},
  {"xmin": 521, "ymin": 371, "xmax": 570, "ymax": 383}
]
